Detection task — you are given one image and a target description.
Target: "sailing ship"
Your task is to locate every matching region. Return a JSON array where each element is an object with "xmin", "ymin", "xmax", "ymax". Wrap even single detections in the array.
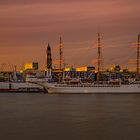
[
  {"xmin": 38, "ymin": 34, "xmax": 140, "ymax": 94},
  {"xmin": 39, "ymin": 81, "xmax": 140, "ymax": 94}
]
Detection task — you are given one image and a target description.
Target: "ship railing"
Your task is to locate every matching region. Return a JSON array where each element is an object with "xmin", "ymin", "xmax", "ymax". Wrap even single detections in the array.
[
  {"xmin": 129, "ymin": 81, "xmax": 140, "ymax": 84},
  {"xmin": 55, "ymin": 83, "xmax": 121, "ymax": 87}
]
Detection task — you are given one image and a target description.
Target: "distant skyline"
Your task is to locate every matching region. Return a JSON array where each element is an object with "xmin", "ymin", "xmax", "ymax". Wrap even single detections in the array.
[{"xmin": 0, "ymin": 0, "xmax": 140, "ymax": 71}]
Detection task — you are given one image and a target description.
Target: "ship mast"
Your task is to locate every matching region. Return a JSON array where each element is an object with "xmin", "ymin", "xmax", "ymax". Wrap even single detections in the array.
[
  {"xmin": 59, "ymin": 37, "xmax": 63, "ymax": 83},
  {"xmin": 97, "ymin": 33, "xmax": 101, "ymax": 81},
  {"xmin": 98, "ymin": 33, "xmax": 101, "ymax": 74},
  {"xmin": 60, "ymin": 37, "xmax": 63, "ymax": 71},
  {"xmin": 136, "ymin": 34, "xmax": 140, "ymax": 79}
]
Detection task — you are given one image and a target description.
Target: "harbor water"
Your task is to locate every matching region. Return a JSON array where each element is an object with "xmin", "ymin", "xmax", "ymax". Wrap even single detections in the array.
[{"xmin": 0, "ymin": 93, "xmax": 140, "ymax": 140}]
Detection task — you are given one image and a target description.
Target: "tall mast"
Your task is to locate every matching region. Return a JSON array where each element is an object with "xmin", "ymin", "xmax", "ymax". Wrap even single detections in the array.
[
  {"xmin": 60, "ymin": 37, "xmax": 63, "ymax": 71},
  {"xmin": 97, "ymin": 33, "xmax": 102, "ymax": 82},
  {"xmin": 59, "ymin": 37, "xmax": 63, "ymax": 83},
  {"xmin": 97, "ymin": 33, "xmax": 101, "ymax": 74},
  {"xmin": 136, "ymin": 34, "xmax": 140, "ymax": 78}
]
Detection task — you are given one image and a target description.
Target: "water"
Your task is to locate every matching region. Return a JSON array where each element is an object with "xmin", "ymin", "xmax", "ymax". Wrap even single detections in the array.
[{"xmin": 0, "ymin": 93, "xmax": 140, "ymax": 140}]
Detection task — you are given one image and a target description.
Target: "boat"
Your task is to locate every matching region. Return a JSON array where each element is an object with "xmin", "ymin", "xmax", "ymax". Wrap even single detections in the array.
[
  {"xmin": 36, "ymin": 34, "xmax": 140, "ymax": 94},
  {"xmin": 0, "ymin": 81, "xmax": 46, "ymax": 93},
  {"xmin": 0, "ymin": 69, "xmax": 49, "ymax": 93},
  {"xmin": 38, "ymin": 81, "xmax": 140, "ymax": 94}
]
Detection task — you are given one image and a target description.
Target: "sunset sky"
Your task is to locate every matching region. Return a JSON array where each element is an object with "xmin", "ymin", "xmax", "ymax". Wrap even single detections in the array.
[{"xmin": 0, "ymin": 0, "xmax": 139, "ymax": 71}]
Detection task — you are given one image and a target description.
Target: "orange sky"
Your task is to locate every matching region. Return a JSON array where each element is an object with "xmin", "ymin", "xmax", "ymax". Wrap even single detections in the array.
[{"xmin": 0, "ymin": 0, "xmax": 140, "ymax": 71}]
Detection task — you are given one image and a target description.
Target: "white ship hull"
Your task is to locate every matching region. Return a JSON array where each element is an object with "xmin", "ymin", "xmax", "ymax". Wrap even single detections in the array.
[
  {"xmin": 0, "ymin": 81, "xmax": 44, "ymax": 92},
  {"xmin": 40, "ymin": 83, "xmax": 140, "ymax": 94}
]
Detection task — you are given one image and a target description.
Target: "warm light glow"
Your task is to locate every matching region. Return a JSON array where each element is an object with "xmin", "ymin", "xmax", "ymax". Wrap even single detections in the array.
[
  {"xmin": 76, "ymin": 66, "xmax": 87, "ymax": 72},
  {"xmin": 64, "ymin": 68, "xmax": 73, "ymax": 71},
  {"xmin": 24, "ymin": 63, "xmax": 33, "ymax": 70}
]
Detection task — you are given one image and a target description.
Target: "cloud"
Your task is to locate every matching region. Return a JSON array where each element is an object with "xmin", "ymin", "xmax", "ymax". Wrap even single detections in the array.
[{"xmin": 0, "ymin": 0, "xmax": 140, "ymax": 70}]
